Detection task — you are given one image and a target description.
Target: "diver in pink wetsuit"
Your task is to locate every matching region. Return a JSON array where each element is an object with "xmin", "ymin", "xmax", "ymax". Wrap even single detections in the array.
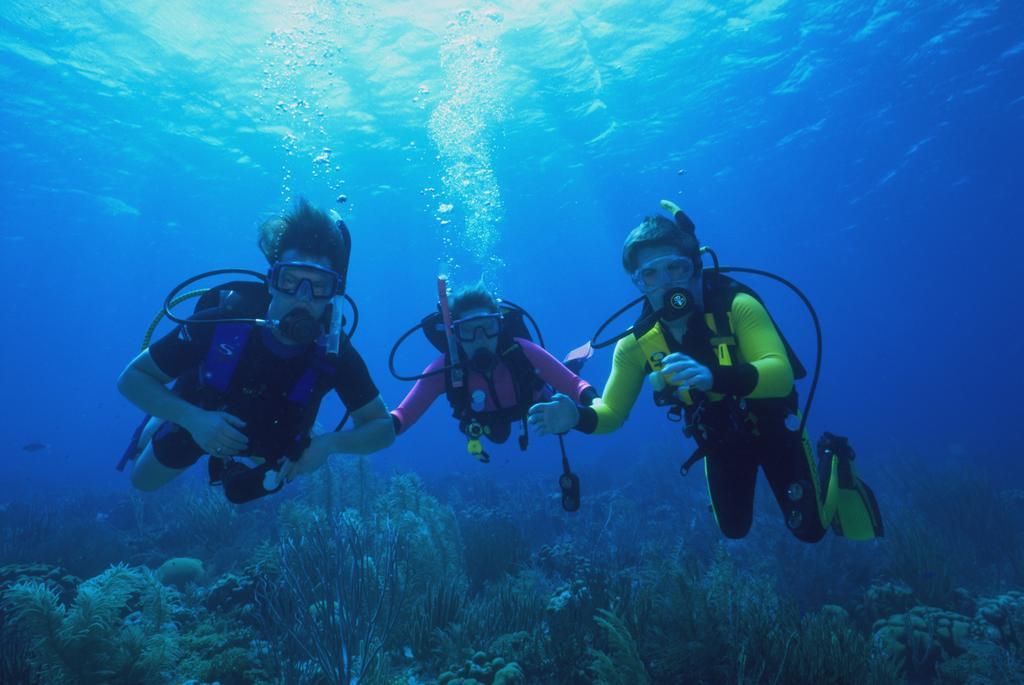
[{"xmin": 389, "ymin": 283, "xmax": 597, "ymax": 470}]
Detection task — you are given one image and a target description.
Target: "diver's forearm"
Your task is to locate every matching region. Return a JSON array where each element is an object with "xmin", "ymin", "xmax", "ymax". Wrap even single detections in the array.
[
  {"xmin": 322, "ymin": 416, "xmax": 395, "ymax": 455},
  {"xmin": 117, "ymin": 368, "xmax": 202, "ymax": 429}
]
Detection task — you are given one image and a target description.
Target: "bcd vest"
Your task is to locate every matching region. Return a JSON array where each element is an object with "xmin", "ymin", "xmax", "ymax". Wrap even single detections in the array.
[{"xmin": 631, "ymin": 272, "xmax": 805, "ymax": 462}]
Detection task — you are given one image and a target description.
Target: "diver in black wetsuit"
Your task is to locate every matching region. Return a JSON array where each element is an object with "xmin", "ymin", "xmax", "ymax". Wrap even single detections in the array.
[{"xmin": 117, "ymin": 199, "xmax": 394, "ymax": 503}]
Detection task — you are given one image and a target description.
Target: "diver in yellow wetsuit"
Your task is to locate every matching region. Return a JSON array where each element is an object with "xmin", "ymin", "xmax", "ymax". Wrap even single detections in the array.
[{"xmin": 529, "ymin": 201, "xmax": 882, "ymax": 542}]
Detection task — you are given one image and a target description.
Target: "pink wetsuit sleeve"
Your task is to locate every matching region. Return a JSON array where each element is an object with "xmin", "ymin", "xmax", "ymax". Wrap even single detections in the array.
[
  {"xmin": 390, "ymin": 355, "xmax": 446, "ymax": 434},
  {"xmin": 516, "ymin": 338, "xmax": 593, "ymax": 402}
]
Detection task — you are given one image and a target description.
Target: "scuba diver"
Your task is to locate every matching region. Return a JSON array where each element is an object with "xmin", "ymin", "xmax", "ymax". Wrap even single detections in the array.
[
  {"xmin": 388, "ymin": 280, "xmax": 596, "ymax": 510},
  {"xmin": 528, "ymin": 201, "xmax": 883, "ymax": 541},
  {"xmin": 116, "ymin": 198, "xmax": 394, "ymax": 503}
]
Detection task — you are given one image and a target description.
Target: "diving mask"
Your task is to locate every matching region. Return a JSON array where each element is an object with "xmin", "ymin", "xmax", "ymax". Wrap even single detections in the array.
[
  {"xmin": 453, "ymin": 312, "xmax": 502, "ymax": 342},
  {"xmin": 631, "ymin": 255, "xmax": 697, "ymax": 293},
  {"xmin": 269, "ymin": 261, "xmax": 343, "ymax": 301}
]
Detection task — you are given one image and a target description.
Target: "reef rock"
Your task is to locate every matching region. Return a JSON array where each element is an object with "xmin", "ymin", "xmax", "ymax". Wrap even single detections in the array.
[
  {"xmin": 437, "ymin": 649, "xmax": 525, "ymax": 685},
  {"xmin": 973, "ymin": 590, "xmax": 1024, "ymax": 646},
  {"xmin": 857, "ymin": 581, "xmax": 915, "ymax": 625},
  {"xmin": 873, "ymin": 606, "xmax": 972, "ymax": 675},
  {"xmin": 493, "ymin": 663, "xmax": 525, "ymax": 685},
  {"xmin": 935, "ymin": 639, "xmax": 1023, "ymax": 684},
  {"xmin": 204, "ymin": 571, "xmax": 256, "ymax": 612},
  {"xmin": 155, "ymin": 556, "xmax": 205, "ymax": 588}
]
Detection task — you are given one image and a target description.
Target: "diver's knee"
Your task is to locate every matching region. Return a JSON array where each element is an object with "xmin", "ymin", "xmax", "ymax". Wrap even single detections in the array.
[
  {"xmin": 718, "ymin": 516, "xmax": 752, "ymax": 539},
  {"xmin": 138, "ymin": 417, "xmax": 163, "ymax": 449},
  {"xmin": 129, "ymin": 454, "xmax": 171, "ymax": 492}
]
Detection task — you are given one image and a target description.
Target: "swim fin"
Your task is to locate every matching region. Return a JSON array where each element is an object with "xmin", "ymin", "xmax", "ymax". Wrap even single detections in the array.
[
  {"xmin": 115, "ymin": 416, "xmax": 161, "ymax": 472},
  {"xmin": 818, "ymin": 432, "xmax": 884, "ymax": 540}
]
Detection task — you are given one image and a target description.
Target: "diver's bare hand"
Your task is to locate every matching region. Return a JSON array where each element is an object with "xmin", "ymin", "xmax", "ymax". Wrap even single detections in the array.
[
  {"xmin": 659, "ymin": 353, "xmax": 713, "ymax": 392},
  {"xmin": 280, "ymin": 435, "xmax": 331, "ymax": 482},
  {"xmin": 527, "ymin": 393, "xmax": 579, "ymax": 436},
  {"xmin": 185, "ymin": 410, "xmax": 248, "ymax": 457}
]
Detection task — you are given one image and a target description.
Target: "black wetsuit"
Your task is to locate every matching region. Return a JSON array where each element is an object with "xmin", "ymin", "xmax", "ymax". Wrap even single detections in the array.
[{"xmin": 148, "ymin": 306, "xmax": 378, "ymax": 469}]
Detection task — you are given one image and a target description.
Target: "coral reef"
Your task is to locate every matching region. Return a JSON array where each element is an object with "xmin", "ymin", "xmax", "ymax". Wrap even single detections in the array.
[
  {"xmin": 2, "ymin": 563, "xmax": 181, "ymax": 684},
  {"xmin": 974, "ymin": 590, "xmax": 1024, "ymax": 646},
  {"xmin": 438, "ymin": 649, "xmax": 524, "ymax": 685},
  {"xmin": 857, "ymin": 581, "xmax": 917, "ymax": 626},
  {"xmin": 2, "ymin": 446, "xmax": 1023, "ymax": 683},
  {"xmin": 873, "ymin": 591, "xmax": 1024, "ymax": 679},
  {"xmin": 175, "ymin": 609, "xmax": 269, "ymax": 685}
]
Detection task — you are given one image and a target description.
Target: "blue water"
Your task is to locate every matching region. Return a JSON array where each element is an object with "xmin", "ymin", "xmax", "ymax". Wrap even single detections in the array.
[{"xmin": 0, "ymin": 0, "xmax": 1021, "ymax": 505}]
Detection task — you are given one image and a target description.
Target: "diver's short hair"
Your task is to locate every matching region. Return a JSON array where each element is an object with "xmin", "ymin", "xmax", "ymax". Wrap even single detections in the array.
[
  {"xmin": 258, "ymin": 198, "xmax": 348, "ymax": 274},
  {"xmin": 621, "ymin": 213, "xmax": 700, "ymax": 273},
  {"xmin": 450, "ymin": 283, "xmax": 499, "ymax": 319}
]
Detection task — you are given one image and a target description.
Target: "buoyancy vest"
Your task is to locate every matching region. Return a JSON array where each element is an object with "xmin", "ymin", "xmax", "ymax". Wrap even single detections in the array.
[
  {"xmin": 179, "ymin": 282, "xmax": 339, "ymax": 470},
  {"xmin": 631, "ymin": 272, "xmax": 805, "ymax": 460},
  {"xmin": 421, "ymin": 306, "xmax": 545, "ymax": 461}
]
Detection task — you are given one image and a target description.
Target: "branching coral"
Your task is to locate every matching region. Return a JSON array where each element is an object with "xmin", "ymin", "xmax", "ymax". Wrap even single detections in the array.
[
  {"xmin": 256, "ymin": 509, "xmax": 404, "ymax": 684},
  {"xmin": 587, "ymin": 608, "xmax": 651, "ymax": 685},
  {"xmin": 2, "ymin": 563, "xmax": 181, "ymax": 685}
]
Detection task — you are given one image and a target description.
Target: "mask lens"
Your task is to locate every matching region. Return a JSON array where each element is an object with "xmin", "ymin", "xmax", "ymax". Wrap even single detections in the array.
[
  {"xmin": 631, "ymin": 256, "xmax": 695, "ymax": 292},
  {"xmin": 272, "ymin": 263, "xmax": 340, "ymax": 300},
  {"xmin": 309, "ymin": 277, "xmax": 333, "ymax": 298},
  {"xmin": 295, "ymin": 279, "xmax": 314, "ymax": 300},
  {"xmin": 454, "ymin": 314, "xmax": 501, "ymax": 342}
]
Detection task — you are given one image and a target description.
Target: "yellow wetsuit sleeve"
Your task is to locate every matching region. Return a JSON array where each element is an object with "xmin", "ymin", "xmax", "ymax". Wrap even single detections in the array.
[
  {"xmin": 578, "ymin": 335, "xmax": 648, "ymax": 434},
  {"xmin": 728, "ymin": 293, "xmax": 794, "ymax": 399}
]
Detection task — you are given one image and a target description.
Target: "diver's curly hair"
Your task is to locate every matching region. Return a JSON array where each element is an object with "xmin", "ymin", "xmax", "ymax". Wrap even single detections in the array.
[
  {"xmin": 258, "ymin": 198, "xmax": 348, "ymax": 273},
  {"xmin": 450, "ymin": 282, "xmax": 499, "ymax": 320},
  {"xmin": 621, "ymin": 213, "xmax": 700, "ymax": 273}
]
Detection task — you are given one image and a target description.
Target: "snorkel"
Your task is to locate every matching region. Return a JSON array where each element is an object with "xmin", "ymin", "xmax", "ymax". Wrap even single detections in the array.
[
  {"xmin": 437, "ymin": 275, "xmax": 464, "ymax": 388},
  {"xmin": 326, "ymin": 209, "xmax": 352, "ymax": 359}
]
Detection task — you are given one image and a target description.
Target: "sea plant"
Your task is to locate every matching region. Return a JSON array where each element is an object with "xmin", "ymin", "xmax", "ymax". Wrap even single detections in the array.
[
  {"xmin": 256, "ymin": 509, "xmax": 404, "ymax": 684},
  {"xmin": 2, "ymin": 563, "xmax": 181, "ymax": 685},
  {"xmin": 587, "ymin": 608, "xmax": 651, "ymax": 685}
]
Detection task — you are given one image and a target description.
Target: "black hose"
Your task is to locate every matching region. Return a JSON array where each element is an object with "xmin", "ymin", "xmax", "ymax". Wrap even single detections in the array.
[
  {"xmin": 388, "ymin": 300, "xmax": 545, "ymax": 382},
  {"xmin": 500, "ymin": 300, "xmax": 545, "ymax": 349},
  {"xmin": 702, "ymin": 245, "xmax": 720, "ymax": 271},
  {"xmin": 387, "ymin": 321, "xmax": 460, "ymax": 381},
  {"xmin": 162, "ymin": 268, "xmax": 359, "ymax": 342},
  {"xmin": 591, "ymin": 296, "xmax": 646, "ymax": 349},
  {"xmin": 716, "ymin": 265, "xmax": 822, "ymax": 435},
  {"xmin": 163, "ymin": 269, "xmax": 270, "ymax": 326},
  {"xmin": 341, "ymin": 293, "xmax": 359, "ymax": 339}
]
